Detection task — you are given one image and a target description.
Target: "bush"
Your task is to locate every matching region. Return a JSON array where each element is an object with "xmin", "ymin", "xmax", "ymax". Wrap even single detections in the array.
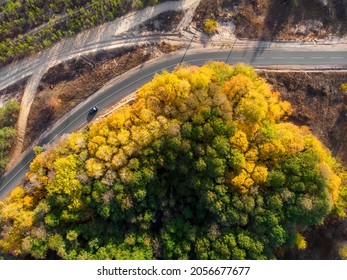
[
  {"xmin": 203, "ymin": 19, "xmax": 218, "ymax": 34},
  {"xmin": 339, "ymin": 245, "xmax": 347, "ymax": 260}
]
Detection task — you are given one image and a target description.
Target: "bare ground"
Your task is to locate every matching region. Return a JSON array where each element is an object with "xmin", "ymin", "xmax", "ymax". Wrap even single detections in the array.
[
  {"xmin": 193, "ymin": 0, "xmax": 347, "ymax": 40},
  {"xmin": 130, "ymin": 10, "xmax": 184, "ymax": 33},
  {"xmin": 192, "ymin": 0, "xmax": 221, "ymax": 30},
  {"xmin": 277, "ymin": 215, "xmax": 347, "ymax": 260}
]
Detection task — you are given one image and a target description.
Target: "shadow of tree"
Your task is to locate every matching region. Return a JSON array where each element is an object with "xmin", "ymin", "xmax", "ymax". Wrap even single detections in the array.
[
  {"xmin": 262, "ymin": 0, "xmax": 295, "ymax": 40},
  {"xmin": 86, "ymin": 111, "xmax": 97, "ymax": 123},
  {"xmin": 329, "ymin": 0, "xmax": 347, "ymax": 35},
  {"xmin": 232, "ymin": 0, "xmax": 344, "ymax": 40}
]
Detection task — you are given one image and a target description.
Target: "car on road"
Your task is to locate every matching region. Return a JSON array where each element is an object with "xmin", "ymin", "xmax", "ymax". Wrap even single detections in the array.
[{"xmin": 89, "ymin": 106, "xmax": 99, "ymax": 114}]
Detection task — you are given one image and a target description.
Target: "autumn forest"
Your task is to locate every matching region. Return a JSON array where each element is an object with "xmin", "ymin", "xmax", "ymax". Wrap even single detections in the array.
[{"xmin": 0, "ymin": 62, "xmax": 345, "ymax": 260}]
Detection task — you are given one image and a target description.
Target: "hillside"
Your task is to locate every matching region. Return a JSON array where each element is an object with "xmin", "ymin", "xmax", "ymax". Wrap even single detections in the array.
[{"xmin": 0, "ymin": 63, "xmax": 345, "ymax": 260}]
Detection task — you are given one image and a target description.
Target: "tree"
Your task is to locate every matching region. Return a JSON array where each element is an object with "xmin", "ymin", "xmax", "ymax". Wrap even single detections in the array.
[
  {"xmin": 295, "ymin": 232, "xmax": 307, "ymax": 250},
  {"xmin": 33, "ymin": 146, "xmax": 43, "ymax": 155},
  {"xmin": 0, "ymin": 100, "xmax": 20, "ymax": 128},
  {"xmin": 340, "ymin": 83, "xmax": 347, "ymax": 93},
  {"xmin": 0, "ymin": 127, "xmax": 16, "ymax": 170},
  {"xmin": 339, "ymin": 245, "xmax": 347, "ymax": 260},
  {"xmin": 203, "ymin": 19, "xmax": 218, "ymax": 34}
]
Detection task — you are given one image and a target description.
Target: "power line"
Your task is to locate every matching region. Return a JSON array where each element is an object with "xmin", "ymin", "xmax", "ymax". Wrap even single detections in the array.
[
  {"xmin": 226, "ymin": 37, "xmax": 237, "ymax": 64},
  {"xmin": 180, "ymin": 33, "xmax": 195, "ymax": 64}
]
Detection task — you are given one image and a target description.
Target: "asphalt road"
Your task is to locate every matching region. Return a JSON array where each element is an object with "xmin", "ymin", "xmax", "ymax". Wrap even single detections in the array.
[{"xmin": 1, "ymin": 48, "xmax": 347, "ymax": 199}]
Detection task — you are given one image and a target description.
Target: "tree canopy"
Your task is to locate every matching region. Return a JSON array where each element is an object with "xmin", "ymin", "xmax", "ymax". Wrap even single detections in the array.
[
  {"xmin": 0, "ymin": 62, "xmax": 345, "ymax": 260},
  {"xmin": 0, "ymin": 100, "xmax": 19, "ymax": 172}
]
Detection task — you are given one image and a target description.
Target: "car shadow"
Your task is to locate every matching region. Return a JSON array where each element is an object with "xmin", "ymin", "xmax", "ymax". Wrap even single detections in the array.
[{"xmin": 86, "ymin": 112, "xmax": 97, "ymax": 122}]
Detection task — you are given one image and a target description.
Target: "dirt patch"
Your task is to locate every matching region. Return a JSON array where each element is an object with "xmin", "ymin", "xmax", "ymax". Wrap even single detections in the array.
[
  {"xmin": 232, "ymin": 0, "xmax": 326, "ymax": 40},
  {"xmin": 24, "ymin": 42, "xmax": 182, "ymax": 150},
  {"xmin": 277, "ymin": 215, "xmax": 347, "ymax": 260},
  {"xmin": 131, "ymin": 10, "xmax": 184, "ymax": 33},
  {"xmin": 258, "ymin": 70, "xmax": 347, "ymax": 163},
  {"xmin": 0, "ymin": 77, "xmax": 27, "ymax": 107},
  {"xmin": 194, "ymin": 0, "xmax": 347, "ymax": 40},
  {"xmin": 192, "ymin": 0, "xmax": 222, "ymax": 30}
]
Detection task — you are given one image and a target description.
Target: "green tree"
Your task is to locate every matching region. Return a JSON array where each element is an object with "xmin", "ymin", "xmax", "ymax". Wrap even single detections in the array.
[
  {"xmin": 0, "ymin": 100, "xmax": 20, "ymax": 127},
  {"xmin": 0, "ymin": 127, "xmax": 16, "ymax": 170}
]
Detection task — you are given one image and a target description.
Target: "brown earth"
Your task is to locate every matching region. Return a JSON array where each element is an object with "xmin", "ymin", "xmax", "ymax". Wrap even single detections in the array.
[
  {"xmin": 277, "ymin": 215, "xmax": 347, "ymax": 259},
  {"xmin": 23, "ymin": 42, "xmax": 181, "ymax": 150},
  {"xmin": 131, "ymin": 10, "xmax": 184, "ymax": 33},
  {"xmin": 192, "ymin": 0, "xmax": 222, "ymax": 30},
  {"xmin": 194, "ymin": 0, "xmax": 347, "ymax": 40}
]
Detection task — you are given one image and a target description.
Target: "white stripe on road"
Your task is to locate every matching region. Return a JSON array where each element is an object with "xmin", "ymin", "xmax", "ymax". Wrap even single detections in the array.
[{"xmin": 0, "ymin": 161, "xmax": 29, "ymax": 193}]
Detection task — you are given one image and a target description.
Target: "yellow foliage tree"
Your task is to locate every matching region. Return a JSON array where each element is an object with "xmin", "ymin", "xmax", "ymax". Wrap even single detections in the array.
[
  {"xmin": 340, "ymin": 83, "xmax": 347, "ymax": 93},
  {"xmin": 85, "ymin": 158, "xmax": 105, "ymax": 179},
  {"xmin": 295, "ymin": 232, "xmax": 307, "ymax": 250},
  {"xmin": 252, "ymin": 165, "xmax": 269, "ymax": 184},
  {"xmin": 95, "ymin": 145, "xmax": 114, "ymax": 162},
  {"xmin": 230, "ymin": 130, "xmax": 248, "ymax": 152},
  {"xmin": 203, "ymin": 19, "xmax": 218, "ymax": 34}
]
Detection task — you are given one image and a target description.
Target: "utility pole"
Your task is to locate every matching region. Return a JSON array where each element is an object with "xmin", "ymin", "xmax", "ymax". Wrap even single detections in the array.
[
  {"xmin": 180, "ymin": 33, "xmax": 196, "ymax": 65},
  {"xmin": 226, "ymin": 37, "xmax": 238, "ymax": 64}
]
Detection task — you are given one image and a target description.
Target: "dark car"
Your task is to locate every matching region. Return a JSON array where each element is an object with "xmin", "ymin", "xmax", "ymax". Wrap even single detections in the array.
[{"xmin": 89, "ymin": 106, "xmax": 99, "ymax": 114}]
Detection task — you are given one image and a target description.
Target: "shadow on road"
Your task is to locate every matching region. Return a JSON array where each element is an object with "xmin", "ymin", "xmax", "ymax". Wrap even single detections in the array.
[
  {"xmin": 250, "ymin": 41, "xmax": 272, "ymax": 64},
  {"xmin": 87, "ymin": 112, "xmax": 97, "ymax": 122}
]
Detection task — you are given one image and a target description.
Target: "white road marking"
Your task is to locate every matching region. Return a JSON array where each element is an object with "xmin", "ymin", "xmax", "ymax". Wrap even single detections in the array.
[
  {"xmin": 0, "ymin": 160, "xmax": 30, "ymax": 193},
  {"xmin": 291, "ymin": 56, "xmax": 305, "ymax": 59},
  {"xmin": 271, "ymin": 57, "xmax": 285, "ymax": 59},
  {"xmin": 330, "ymin": 57, "xmax": 344, "ymax": 59},
  {"xmin": 310, "ymin": 57, "xmax": 324, "ymax": 59}
]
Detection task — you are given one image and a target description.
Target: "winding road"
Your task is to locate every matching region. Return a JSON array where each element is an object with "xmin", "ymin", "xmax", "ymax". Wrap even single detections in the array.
[{"xmin": 0, "ymin": 48, "xmax": 347, "ymax": 199}]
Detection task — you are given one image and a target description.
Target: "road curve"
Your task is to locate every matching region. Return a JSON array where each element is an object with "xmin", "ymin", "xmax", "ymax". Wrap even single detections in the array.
[
  {"xmin": 1, "ymin": 48, "xmax": 347, "ymax": 199},
  {"xmin": 0, "ymin": 0, "xmax": 201, "ymax": 91}
]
